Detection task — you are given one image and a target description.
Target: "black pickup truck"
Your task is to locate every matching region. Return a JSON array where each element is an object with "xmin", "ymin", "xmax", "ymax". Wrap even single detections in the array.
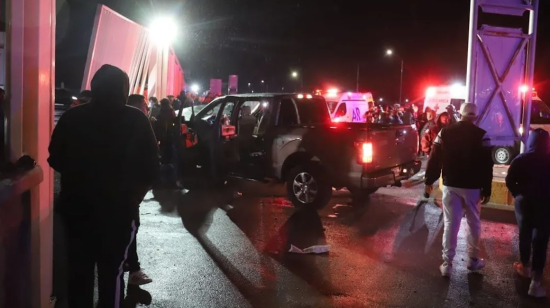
[{"xmin": 178, "ymin": 93, "xmax": 421, "ymax": 210}]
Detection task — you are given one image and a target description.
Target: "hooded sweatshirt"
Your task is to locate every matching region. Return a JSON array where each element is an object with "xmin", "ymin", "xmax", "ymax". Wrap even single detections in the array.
[
  {"xmin": 506, "ymin": 129, "xmax": 550, "ymax": 211},
  {"xmin": 48, "ymin": 65, "xmax": 159, "ymax": 221}
]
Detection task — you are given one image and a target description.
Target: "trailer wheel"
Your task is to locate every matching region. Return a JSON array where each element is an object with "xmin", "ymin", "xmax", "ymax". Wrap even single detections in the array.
[
  {"xmin": 492, "ymin": 147, "xmax": 514, "ymax": 165},
  {"xmin": 286, "ymin": 163, "xmax": 331, "ymax": 210}
]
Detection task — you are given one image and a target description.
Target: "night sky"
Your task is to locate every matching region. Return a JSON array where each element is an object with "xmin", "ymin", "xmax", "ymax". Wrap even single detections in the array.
[{"xmin": 56, "ymin": 0, "xmax": 550, "ymax": 102}]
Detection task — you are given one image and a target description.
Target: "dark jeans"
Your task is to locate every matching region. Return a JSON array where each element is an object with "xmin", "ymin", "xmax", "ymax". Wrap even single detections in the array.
[
  {"xmin": 125, "ymin": 225, "xmax": 141, "ymax": 273},
  {"xmin": 64, "ymin": 216, "xmax": 137, "ymax": 308},
  {"xmin": 515, "ymin": 197, "xmax": 550, "ymax": 273}
]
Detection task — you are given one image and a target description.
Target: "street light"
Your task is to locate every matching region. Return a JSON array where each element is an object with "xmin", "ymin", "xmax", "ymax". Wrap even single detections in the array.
[
  {"xmin": 385, "ymin": 49, "xmax": 404, "ymax": 104},
  {"xmin": 261, "ymin": 80, "xmax": 264, "ymax": 83},
  {"xmin": 190, "ymin": 84, "xmax": 200, "ymax": 93},
  {"xmin": 149, "ymin": 17, "xmax": 178, "ymax": 45},
  {"xmin": 379, "ymin": 98, "xmax": 383, "ymax": 102},
  {"xmin": 291, "ymin": 72, "xmax": 298, "ymax": 78}
]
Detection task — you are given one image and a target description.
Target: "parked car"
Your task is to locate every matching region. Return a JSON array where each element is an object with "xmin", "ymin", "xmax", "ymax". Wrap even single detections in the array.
[{"xmin": 178, "ymin": 93, "xmax": 421, "ymax": 210}]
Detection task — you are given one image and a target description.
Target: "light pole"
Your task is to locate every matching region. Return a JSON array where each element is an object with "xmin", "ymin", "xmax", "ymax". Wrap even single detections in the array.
[
  {"xmin": 291, "ymin": 71, "xmax": 302, "ymax": 92},
  {"xmin": 386, "ymin": 49, "xmax": 404, "ymax": 104}
]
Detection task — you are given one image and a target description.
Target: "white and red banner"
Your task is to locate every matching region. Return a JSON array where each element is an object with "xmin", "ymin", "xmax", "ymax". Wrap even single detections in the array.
[{"xmin": 81, "ymin": 5, "xmax": 184, "ymax": 98}]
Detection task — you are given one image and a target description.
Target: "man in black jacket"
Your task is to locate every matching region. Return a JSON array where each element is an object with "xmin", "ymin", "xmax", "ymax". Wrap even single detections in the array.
[
  {"xmin": 425, "ymin": 102, "xmax": 494, "ymax": 277},
  {"xmin": 49, "ymin": 64, "xmax": 159, "ymax": 308}
]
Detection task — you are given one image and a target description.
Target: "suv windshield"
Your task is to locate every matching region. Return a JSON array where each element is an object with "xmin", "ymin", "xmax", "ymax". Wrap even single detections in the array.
[{"xmin": 295, "ymin": 98, "xmax": 331, "ymax": 125}]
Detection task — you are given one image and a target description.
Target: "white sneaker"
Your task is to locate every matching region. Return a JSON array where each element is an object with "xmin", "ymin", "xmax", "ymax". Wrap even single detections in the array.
[
  {"xmin": 440, "ymin": 262, "xmax": 452, "ymax": 277},
  {"xmin": 128, "ymin": 270, "xmax": 153, "ymax": 285},
  {"xmin": 528, "ymin": 280, "xmax": 547, "ymax": 298},
  {"xmin": 467, "ymin": 258, "xmax": 485, "ymax": 271}
]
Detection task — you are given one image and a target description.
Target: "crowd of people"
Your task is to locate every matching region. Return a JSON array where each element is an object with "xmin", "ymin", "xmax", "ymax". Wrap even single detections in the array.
[{"xmin": 48, "ymin": 64, "xmax": 550, "ymax": 307}]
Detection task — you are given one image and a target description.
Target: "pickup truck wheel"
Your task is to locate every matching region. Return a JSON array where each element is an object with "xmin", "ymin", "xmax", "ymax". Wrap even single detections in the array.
[
  {"xmin": 286, "ymin": 164, "xmax": 331, "ymax": 210},
  {"xmin": 492, "ymin": 147, "xmax": 514, "ymax": 165}
]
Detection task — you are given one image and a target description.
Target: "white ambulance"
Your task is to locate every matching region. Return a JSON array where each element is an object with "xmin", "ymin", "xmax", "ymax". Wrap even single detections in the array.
[
  {"xmin": 423, "ymin": 84, "xmax": 466, "ymax": 114},
  {"xmin": 320, "ymin": 89, "xmax": 374, "ymax": 123}
]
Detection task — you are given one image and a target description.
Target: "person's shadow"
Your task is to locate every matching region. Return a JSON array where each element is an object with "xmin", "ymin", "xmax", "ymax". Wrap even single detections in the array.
[
  {"xmin": 124, "ymin": 285, "xmax": 152, "ymax": 307},
  {"xmin": 264, "ymin": 209, "xmax": 344, "ymax": 296}
]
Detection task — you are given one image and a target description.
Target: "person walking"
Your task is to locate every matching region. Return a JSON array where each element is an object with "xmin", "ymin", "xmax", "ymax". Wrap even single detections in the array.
[
  {"xmin": 424, "ymin": 102, "xmax": 494, "ymax": 277},
  {"xmin": 48, "ymin": 64, "xmax": 159, "ymax": 308},
  {"xmin": 124, "ymin": 94, "xmax": 155, "ymax": 286},
  {"xmin": 506, "ymin": 128, "xmax": 550, "ymax": 298}
]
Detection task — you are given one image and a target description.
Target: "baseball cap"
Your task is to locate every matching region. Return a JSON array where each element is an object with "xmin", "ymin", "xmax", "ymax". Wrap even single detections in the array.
[{"xmin": 459, "ymin": 102, "xmax": 478, "ymax": 118}]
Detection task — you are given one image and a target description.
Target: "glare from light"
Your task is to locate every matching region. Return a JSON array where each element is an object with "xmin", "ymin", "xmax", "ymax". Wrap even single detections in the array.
[
  {"xmin": 518, "ymin": 126, "xmax": 524, "ymax": 135},
  {"xmin": 190, "ymin": 84, "xmax": 200, "ymax": 92},
  {"xmin": 72, "ymin": 96, "xmax": 78, "ymax": 100},
  {"xmin": 261, "ymin": 80, "xmax": 264, "ymax": 83},
  {"xmin": 426, "ymin": 87, "xmax": 436, "ymax": 98},
  {"xmin": 291, "ymin": 72, "xmax": 298, "ymax": 78},
  {"xmin": 386, "ymin": 49, "xmax": 393, "ymax": 56},
  {"xmin": 306, "ymin": 94, "xmax": 312, "ymax": 99},
  {"xmin": 379, "ymin": 98, "xmax": 383, "ymax": 102},
  {"xmin": 520, "ymin": 85, "xmax": 528, "ymax": 93},
  {"xmin": 297, "ymin": 94, "xmax": 304, "ymax": 99},
  {"xmin": 405, "ymin": 99, "xmax": 409, "ymax": 103},
  {"xmin": 149, "ymin": 17, "xmax": 178, "ymax": 45},
  {"xmin": 262, "ymin": 102, "xmax": 268, "ymax": 108},
  {"xmin": 248, "ymin": 83, "xmax": 251, "ymax": 86},
  {"xmin": 450, "ymin": 84, "xmax": 465, "ymax": 97}
]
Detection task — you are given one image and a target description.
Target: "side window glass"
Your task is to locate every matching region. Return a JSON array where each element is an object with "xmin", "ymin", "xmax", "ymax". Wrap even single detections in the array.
[
  {"xmin": 327, "ymin": 101, "xmax": 338, "ymax": 114},
  {"xmin": 335, "ymin": 103, "xmax": 346, "ymax": 117},
  {"xmin": 197, "ymin": 98, "xmax": 223, "ymax": 120},
  {"xmin": 278, "ymin": 99, "xmax": 298, "ymax": 126}
]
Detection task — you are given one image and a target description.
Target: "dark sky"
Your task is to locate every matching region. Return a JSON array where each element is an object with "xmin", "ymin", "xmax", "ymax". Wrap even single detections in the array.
[{"xmin": 56, "ymin": 0, "xmax": 550, "ymax": 102}]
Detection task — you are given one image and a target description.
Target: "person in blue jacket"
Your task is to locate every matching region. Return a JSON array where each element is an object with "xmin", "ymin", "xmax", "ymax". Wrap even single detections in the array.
[{"xmin": 506, "ymin": 128, "xmax": 550, "ymax": 298}]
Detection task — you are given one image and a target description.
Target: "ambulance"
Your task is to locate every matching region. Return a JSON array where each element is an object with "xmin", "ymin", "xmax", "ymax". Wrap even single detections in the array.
[
  {"xmin": 423, "ymin": 84, "xmax": 466, "ymax": 113},
  {"xmin": 318, "ymin": 89, "xmax": 374, "ymax": 123}
]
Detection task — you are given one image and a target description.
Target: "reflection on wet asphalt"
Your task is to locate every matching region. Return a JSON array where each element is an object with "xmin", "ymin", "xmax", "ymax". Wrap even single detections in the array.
[{"xmin": 54, "ymin": 179, "xmax": 550, "ymax": 308}]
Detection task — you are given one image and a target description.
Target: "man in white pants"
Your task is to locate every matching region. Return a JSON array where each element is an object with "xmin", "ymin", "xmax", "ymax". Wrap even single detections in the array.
[{"xmin": 424, "ymin": 102, "xmax": 494, "ymax": 277}]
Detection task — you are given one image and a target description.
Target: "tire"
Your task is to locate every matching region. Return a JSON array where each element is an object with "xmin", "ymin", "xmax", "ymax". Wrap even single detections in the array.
[
  {"xmin": 286, "ymin": 163, "xmax": 332, "ymax": 210},
  {"xmin": 492, "ymin": 147, "xmax": 514, "ymax": 165},
  {"xmin": 348, "ymin": 187, "xmax": 379, "ymax": 204}
]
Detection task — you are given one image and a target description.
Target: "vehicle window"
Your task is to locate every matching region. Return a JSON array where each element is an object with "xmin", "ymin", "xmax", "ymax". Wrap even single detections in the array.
[
  {"xmin": 278, "ymin": 99, "xmax": 299, "ymax": 126},
  {"xmin": 294, "ymin": 98, "xmax": 332, "ymax": 125},
  {"xmin": 196, "ymin": 97, "xmax": 224, "ymax": 121},
  {"xmin": 531, "ymin": 100, "xmax": 550, "ymax": 124},
  {"xmin": 335, "ymin": 103, "xmax": 346, "ymax": 117},
  {"xmin": 240, "ymin": 101, "xmax": 261, "ymax": 116},
  {"xmin": 327, "ymin": 101, "xmax": 338, "ymax": 114}
]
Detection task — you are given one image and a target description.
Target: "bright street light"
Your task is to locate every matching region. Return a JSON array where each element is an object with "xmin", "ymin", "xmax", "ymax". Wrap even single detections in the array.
[
  {"xmin": 291, "ymin": 72, "xmax": 298, "ymax": 78},
  {"xmin": 261, "ymin": 80, "xmax": 265, "ymax": 83},
  {"xmin": 248, "ymin": 83, "xmax": 251, "ymax": 86},
  {"xmin": 190, "ymin": 84, "xmax": 200, "ymax": 92},
  {"xmin": 149, "ymin": 17, "xmax": 178, "ymax": 45},
  {"xmin": 405, "ymin": 99, "xmax": 409, "ymax": 103},
  {"xmin": 379, "ymin": 98, "xmax": 383, "ymax": 102},
  {"xmin": 386, "ymin": 49, "xmax": 393, "ymax": 56}
]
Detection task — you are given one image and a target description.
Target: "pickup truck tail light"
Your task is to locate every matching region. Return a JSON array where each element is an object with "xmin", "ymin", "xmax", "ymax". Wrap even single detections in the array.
[{"xmin": 355, "ymin": 142, "xmax": 373, "ymax": 164}]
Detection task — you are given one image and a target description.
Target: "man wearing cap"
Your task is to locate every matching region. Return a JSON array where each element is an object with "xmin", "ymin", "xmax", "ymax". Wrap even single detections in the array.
[{"xmin": 424, "ymin": 102, "xmax": 494, "ymax": 277}]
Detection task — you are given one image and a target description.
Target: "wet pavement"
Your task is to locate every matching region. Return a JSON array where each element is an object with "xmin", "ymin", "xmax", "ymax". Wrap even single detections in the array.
[
  {"xmin": 97, "ymin": 180, "xmax": 548, "ymax": 308},
  {"xmin": 51, "ymin": 166, "xmax": 550, "ymax": 308}
]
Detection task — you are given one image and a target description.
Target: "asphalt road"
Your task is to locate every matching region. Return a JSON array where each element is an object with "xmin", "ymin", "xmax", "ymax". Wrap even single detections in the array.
[
  {"xmin": 79, "ymin": 179, "xmax": 544, "ymax": 308},
  {"xmin": 51, "ymin": 166, "xmax": 549, "ymax": 308}
]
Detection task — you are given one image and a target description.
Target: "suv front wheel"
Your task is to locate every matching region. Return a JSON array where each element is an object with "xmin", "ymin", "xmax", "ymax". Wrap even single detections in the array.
[{"xmin": 286, "ymin": 164, "xmax": 331, "ymax": 210}]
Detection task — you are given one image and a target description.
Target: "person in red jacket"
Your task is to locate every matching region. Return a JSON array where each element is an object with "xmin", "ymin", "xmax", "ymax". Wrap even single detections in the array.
[{"xmin": 422, "ymin": 112, "xmax": 450, "ymax": 156}]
